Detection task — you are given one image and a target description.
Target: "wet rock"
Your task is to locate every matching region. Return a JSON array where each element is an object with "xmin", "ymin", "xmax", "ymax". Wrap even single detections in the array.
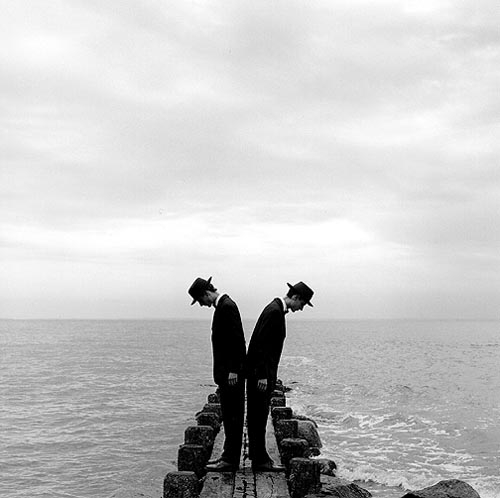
[
  {"xmin": 314, "ymin": 458, "xmax": 337, "ymax": 476},
  {"xmin": 297, "ymin": 420, "xmax": 322, "ymax": 454},
  {"xmin": 294, "ymin": 414, "xmax": 319, "ymax": 427},
  {"xmin": 303, "ymin": 475, "xmax": 371, "ymax": 498},
  {"xmin": 401, "ymin": 479, "xmax": 481, "ymax": 498}
]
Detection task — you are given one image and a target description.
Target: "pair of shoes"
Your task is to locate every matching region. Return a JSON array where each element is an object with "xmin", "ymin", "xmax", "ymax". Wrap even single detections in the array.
[
  {"xmin": 206, "ymin": 460, "xmax": 238, "ymax": 472},
  {"xmin": 252, "ymin": 460, "xmax": 285, "ymax": 472}
]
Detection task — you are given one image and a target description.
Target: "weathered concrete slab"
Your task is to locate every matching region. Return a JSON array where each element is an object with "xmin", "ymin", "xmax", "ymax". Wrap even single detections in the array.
[
  {"xmin": 254, "ymin": 416, "xmax": 291, "ymax": 497},
  {"xmin": 255, "ymin": 472, "xmax": 290, "ymax": 498},
  {"xmin": 199, "ymin": 472, "xmax": 235, "ymax": 498},
  {"xmin": 234, "ymin": 465, "xmax": 255, "ymax": 498}
]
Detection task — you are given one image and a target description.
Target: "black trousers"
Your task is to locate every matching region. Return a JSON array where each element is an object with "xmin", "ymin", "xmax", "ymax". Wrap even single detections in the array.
[
  {"xmin": 246, "ymin": 377, "xmax": 274, "ymax": 465},
  {"xmin": 218, "ymin": 379, "xmax": 245, "ymax": 465}
]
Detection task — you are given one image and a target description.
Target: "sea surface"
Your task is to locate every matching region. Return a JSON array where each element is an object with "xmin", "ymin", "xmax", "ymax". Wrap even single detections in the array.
[{"xmin": 1, "ymin": 319, "xmax": 499, "ymax": 498}]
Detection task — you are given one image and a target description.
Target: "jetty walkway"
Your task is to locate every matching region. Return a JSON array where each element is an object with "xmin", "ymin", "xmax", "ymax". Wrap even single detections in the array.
[
  {"xmin": 164, "ymin": 383, "xmax": 322, "ymax": 498},
  {"xmin": 200, "ymin": 415, "xmax": 289, "ymax": 498}
]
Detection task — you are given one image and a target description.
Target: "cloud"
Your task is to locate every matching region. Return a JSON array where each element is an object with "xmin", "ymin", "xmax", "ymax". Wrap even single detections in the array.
[{"xmin": 1, "ymin": 0, "xmax": 499, "ymax": 318}]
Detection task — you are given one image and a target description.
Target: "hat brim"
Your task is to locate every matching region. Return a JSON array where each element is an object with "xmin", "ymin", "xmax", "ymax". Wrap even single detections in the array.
[{"xmin": 287, "ymin": 283, "xmax": 313, "ymax": 307}]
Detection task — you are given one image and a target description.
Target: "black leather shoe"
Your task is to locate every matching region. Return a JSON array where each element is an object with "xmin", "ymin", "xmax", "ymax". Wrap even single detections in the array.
[
  {"xmin": 252, "ymin": 461, "xmax": 285, "ymax": 472},
  {"xmin": 207, "ymin": 457, "xmax": 222, "ymax": 465},
  {"xmin": 206, "ymin": 460, "xmax": 238, "ymax": 472}
]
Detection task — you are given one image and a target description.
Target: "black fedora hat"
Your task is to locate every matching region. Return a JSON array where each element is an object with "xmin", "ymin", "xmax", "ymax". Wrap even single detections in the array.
[
  {"xmin": 287, "ymin": 281, "xmax": 314, "ymax": 306},
  {"xmin": 188, "ymin": 276, "xmax": 212, "ymax": 305}
]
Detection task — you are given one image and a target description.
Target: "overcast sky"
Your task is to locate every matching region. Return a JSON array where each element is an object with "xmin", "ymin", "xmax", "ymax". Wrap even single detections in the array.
[{"xmin": 1, "ymin": 0, "xmax": 499, "ymax": 320}]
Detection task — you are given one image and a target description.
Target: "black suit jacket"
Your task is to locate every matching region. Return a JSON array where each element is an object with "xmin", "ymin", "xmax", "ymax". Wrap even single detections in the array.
[
  {"xmin": 211, "ymin": 294, "xmax": 246, "ymax": 385},
  {"xmin": 246, "ymin": 298, "xmax": 286, "ymax": 384}
]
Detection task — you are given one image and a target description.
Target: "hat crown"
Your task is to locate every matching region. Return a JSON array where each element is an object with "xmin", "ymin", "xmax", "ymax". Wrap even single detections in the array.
[{"xmin": 287, "ymin": 281, "xmax": 314, "ymax": 306}]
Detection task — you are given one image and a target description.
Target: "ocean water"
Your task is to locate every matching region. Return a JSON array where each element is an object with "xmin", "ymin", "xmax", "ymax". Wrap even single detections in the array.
[
  {"xmin": 1, "ymin": 319, "xmax": 499, "ymax": 498},
  {"xmin": 281, "ymin": 320, "xmax": 500, "ymax": 498}
]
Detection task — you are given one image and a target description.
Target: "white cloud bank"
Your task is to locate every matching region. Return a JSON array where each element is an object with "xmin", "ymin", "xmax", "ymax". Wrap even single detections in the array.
[{"xmin": 1, "ymin": 0, "xmax": 499, "ymax": 318}]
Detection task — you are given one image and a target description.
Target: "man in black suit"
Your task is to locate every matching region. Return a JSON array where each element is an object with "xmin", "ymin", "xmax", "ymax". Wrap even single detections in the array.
[
  {"xmin": 188, "ymin": 276, "xmax": 246, "ymax": 472},
  {"xmin": 246, "ymin": 281, "xmax": 314, "ymax": 471}
]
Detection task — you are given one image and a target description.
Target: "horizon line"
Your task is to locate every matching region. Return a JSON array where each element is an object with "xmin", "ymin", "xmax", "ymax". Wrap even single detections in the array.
[{"xmin": 1, "ymin": 316, "xmax": 498, "ymax": 322}]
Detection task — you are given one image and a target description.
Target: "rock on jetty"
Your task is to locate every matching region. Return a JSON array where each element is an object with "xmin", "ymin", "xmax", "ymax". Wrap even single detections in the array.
[{"xmin": 163, "ymin": 382, "xmax": 482, "ymax": 498}]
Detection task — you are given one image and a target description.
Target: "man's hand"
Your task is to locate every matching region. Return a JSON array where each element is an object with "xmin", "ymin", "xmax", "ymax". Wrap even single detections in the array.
[
  {"xmin": 257, "ymin": 378, "xmax": 268, "ymax": 392},
  {"xmin": 228, "ymin": 372, "xmax": 238, "ymax": 386}
]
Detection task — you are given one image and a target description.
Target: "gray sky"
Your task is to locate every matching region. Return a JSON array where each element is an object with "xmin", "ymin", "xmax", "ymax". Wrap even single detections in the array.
[{"xmin": 1, "ymin": 0, "xmax": 499, "ymax": 319}]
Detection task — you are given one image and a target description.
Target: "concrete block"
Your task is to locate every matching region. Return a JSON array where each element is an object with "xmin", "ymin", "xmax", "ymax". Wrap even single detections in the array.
[
  {"xmin": 184, "ymin": 425, "xmax": 215, "ymax": 449},
  {"xmin": 275, "ymin": 419, "xmax": 298, "ymax": 445},
  {"xmin": 272, "ymin": 406, "xmax": 293, "ymax": 422},
  {"xmin": 289, "ymin": 458, "xmax": 321, "ymax": 498},
  {"xmin": 164, "ymin": 471, "xmax": 199, "ymax": 498},
  {"xmin": 178, "ymin": 444, "xmax": 207, "ymax": 478},
  {"xmin": 279, "ymin": 438, "xmax": 310, "ymax": 474}
]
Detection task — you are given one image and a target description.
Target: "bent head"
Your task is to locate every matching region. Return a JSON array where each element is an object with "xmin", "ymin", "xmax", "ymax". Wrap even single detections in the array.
[
  {"xmin": 197, "ymin": 292, "xmax": 214, "ymax": 307},
  {"xmin": 285, "ymin": 281, "xmax": 314, "ymax": 312},
  {"xmin": 288, "ymin": 294, "xmax": 308, "ymax": 312},
  {"xmin": 188, "ymin": 276, "xmax": 217, "ymax": 307}
]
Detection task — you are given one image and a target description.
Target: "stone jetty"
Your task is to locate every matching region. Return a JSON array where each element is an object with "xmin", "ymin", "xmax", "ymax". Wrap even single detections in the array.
[{"xmin": 163, "ymin": 381, "xmax": 482, "ymax": 498}]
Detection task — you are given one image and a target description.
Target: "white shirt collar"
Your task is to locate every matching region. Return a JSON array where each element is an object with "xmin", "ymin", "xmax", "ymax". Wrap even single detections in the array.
[
  {"xmin": 214, "ymin": 293, "xmax": 225, "ymax": 308},
  {"xmin": 279, "ymin": 297, "xmax": 288, "ymax": 314}
]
